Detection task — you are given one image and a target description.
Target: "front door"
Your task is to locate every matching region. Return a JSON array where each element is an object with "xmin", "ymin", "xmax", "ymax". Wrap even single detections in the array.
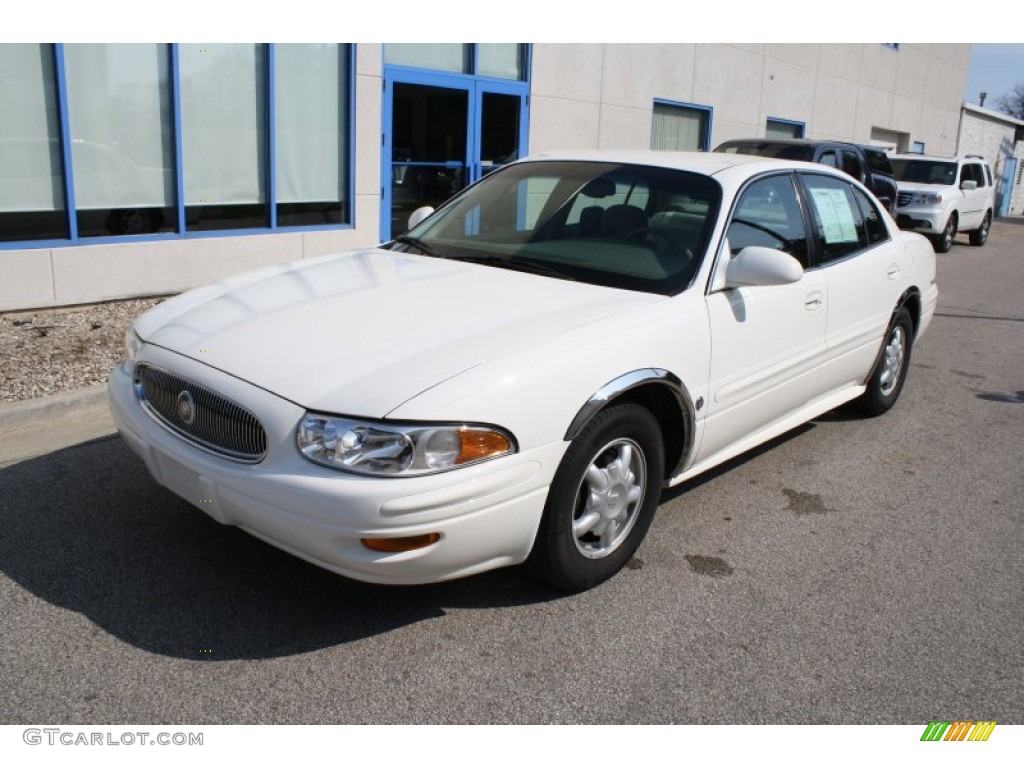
[{"xmin": 382, "ymin": 72, "xmax": 527, "ymax": 241}]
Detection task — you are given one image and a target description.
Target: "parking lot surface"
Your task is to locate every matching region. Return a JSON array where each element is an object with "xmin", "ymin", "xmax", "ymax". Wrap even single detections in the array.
[{"xmin": 1, "ymin": 223, "xmax": 1022, "ymax": 724}]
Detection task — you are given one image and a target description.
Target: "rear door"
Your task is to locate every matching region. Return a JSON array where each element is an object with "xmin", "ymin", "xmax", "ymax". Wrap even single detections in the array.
[{"xmin": 798, "ymin": 172, "xmax": 908, "ymax": 391}]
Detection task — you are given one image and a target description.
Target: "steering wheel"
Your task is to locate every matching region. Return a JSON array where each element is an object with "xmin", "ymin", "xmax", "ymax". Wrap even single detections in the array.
[{"xmin": 624, "ymin": 227, "xmax": 694, "ymax": 262}]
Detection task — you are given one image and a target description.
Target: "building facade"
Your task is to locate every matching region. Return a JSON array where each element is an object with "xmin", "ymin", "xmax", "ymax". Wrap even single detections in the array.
[
  {"xmin": 0, "ymin": 43, "xmax": 972, "ymax": 313},
  {"xmin": 956, "ymin": 102, "xmax": 1024, "ymax": 217}
]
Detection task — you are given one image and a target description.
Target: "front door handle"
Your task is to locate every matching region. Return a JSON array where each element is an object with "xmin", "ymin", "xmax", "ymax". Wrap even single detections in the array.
[
  {"xmin": 887, "ymin": 264, "xmax": 900, "ymax": 280},
  {"xmin": 804, "ymin": 290, "xmax": 823, "ymax": 310}
]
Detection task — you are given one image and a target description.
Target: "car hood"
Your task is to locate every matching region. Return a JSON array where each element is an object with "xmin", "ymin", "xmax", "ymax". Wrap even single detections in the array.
[
  {"xmin": 895, "ymin": 180, "xmax": 954, "ymax": 193},
  {"xmin": 136, "ymin": 248, "xmax": 663, "ymax": 416}
]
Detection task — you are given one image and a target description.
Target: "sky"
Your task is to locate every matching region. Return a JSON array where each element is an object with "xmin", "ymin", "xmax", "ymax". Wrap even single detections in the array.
[{"xmin": 964, "ymin": 44, "xmax": 1024, "ymax": 110}]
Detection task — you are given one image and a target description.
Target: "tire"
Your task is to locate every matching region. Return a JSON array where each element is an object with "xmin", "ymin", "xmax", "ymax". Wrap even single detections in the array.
[
  {"xmin": 932, "ymin": 214, "xmax": 956, "ymax": 253},
  {"xmin": 854, "ymin": 306, "xmax": 914, "ymax": 417},
  {"xmin": 969, "ymin": 211, "xmax": 991, "ymax": 246},
  {"xmin": 526, "ymin": 404, "xmax": 664, "ymax": 592}
]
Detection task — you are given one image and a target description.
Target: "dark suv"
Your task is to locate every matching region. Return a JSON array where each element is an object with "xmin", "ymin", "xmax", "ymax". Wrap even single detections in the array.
[{"xmin": 714, "ymin": 139, "xmax": 898, "ymax": 214}]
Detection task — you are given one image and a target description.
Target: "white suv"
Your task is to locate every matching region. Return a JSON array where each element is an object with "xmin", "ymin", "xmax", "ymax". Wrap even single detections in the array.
[{"xmin": 889, "ymin": 154, "xmax": 995, "ymax": 253}]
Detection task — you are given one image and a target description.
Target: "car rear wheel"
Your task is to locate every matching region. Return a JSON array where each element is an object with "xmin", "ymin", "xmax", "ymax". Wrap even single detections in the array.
[
  {"xmin": 969, "ymin": 211, "xmax": 991, "ymax": 246},
  {"xmin": 854, "ymin": 306, "xmax": 914, "ymax": 417},
  {"xmin": 932, "ymin": 214, "xmax": 956, "ymax": 253},
  {"xmin": 526, "ymin": 404, "xmax": 664, "ymax": 592}
]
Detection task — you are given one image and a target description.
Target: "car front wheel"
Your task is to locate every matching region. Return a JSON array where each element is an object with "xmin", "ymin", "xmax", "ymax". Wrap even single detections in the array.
[
  {"xmin": 969, "ymin": 211, "xmax": 991, "ymax": 246},
  {"xmin": 526, "ymin": 404, "xmax": 664, "ymax": 592},
  {"xmin": 855, "ymin": 306, "xmax": 914, "ymax": 417},
  {"xmin": 932, "ymin": 214, "xmax": 956, "ymax": 253}
]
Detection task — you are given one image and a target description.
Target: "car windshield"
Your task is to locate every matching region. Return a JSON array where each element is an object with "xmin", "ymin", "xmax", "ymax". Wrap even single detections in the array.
[
  {"xmin": 890, "ymin": 159, "xmax": 957, "ymax": 185},
  {"xmin": 392, "ymin": 160, "xmax": 721, "ymax": 295}
]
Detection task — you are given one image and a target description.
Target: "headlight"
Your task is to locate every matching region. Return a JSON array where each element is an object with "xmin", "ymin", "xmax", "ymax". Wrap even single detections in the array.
[
  {"xmin": 297, "ymin": 414, "xmax": 516, "ymax": 476},
  {"xmin": 911, "ymin": 191, "xmax": 942, "ymax": 205},
  {"xmin": 124, "ymin": 327, "xmax": 143, "ymax": 363}
]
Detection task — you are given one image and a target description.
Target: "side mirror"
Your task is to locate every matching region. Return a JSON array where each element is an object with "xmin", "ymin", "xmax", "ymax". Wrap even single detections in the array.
[
  {"xmin": 725, "ymin": 246, "xmax": 803, "ymax": 288},
  {"xmin": 960, "ymin": 179, "xmax": 977, "ymax": 191},
  {"xmin": 407, "ymin": 206, "xmax": 435, "ymax": 230}
]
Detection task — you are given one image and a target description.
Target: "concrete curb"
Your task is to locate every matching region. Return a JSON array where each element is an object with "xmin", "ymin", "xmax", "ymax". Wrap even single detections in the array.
[{"xmin": 0, "ymin": 384, "xmax": 116, "ymax": 465}]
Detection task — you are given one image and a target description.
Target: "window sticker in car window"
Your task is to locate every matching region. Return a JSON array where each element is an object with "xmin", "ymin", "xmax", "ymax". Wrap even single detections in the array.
[{"xmin": 809, "ymin": 187, "xmax": 858, "ymax": 244}]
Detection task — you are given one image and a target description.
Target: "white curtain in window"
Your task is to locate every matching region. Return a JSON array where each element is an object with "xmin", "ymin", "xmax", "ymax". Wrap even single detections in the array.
[
  {"xmin": 64, "ymin": 44, "xmax": 174, "ymax": 210},
  {"xmin": 766, "ymin": 120, "xmax": 802, "ymax": 139},
  {"xmin": 478, "ymin": 44, "xmax": 522, "ymax": 80},
  {"xmin": 180, "ymin": 44, "xmax": 265, "ymax": 206},
  {"xmin": 384, "ymin": 44, "xmax": 469, "ymax": 73},
  {"xmin": 0, "ymin": 44, "xmax": 63, "ymax": 212},
  {"xmin": 275, "ymin": 45, "xmax": 345, "ymax": 205},
  {"xmin": 652, "ymin": 104, "xmax": 704, "ymax": 151}
]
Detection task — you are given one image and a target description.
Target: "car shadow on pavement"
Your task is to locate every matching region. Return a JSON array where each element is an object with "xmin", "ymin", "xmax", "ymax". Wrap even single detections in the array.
[{"xmin": 0, "ymin": 437, "xmax": 564, "ymax": 661}]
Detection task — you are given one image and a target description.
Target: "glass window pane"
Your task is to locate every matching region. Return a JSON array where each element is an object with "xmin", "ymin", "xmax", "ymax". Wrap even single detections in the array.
[
  {"xmin": 180, "ymin": 44, "xmax": 267, "ymax": 231},
  {"xmin": 64, "ymin": 44, "xmax": 175, "ymax": 237},
  {"xmin": 728, "ymin": 175, "xmax": 809, "ymax": 266},
  {"xmin": 803, "ymin": 174, "xmax": 868, "ymax": 263},
  {"xmin": 652, "ymin": 103, "xmax": 708, "ymax": 151},
  {"xmin": 275, "ymin": 44, "xmax": 349, "ymax": 227},
  {"xmin": 0, "ymin": 44, "xmax": 68, "ymax": 242},
  {"xmin": 477, "ymin": 44, "xmax": 524, "ymax": 80},
  {"xmin": 384, "ymin": 44, "xmax": 470, "ymax": 73},
  {"xmin": 765, "ymin": 119, "xmax": 803, "ymax": 139}
]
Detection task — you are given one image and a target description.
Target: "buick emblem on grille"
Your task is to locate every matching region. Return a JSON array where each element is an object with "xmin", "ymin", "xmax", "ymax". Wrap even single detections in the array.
[{"xmin": 176, "ymin": 390, "xmax": 196, "ymax": 426}]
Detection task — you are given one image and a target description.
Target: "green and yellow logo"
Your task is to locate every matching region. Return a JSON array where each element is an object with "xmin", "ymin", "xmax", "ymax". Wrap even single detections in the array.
[{"xmin": 920, "ymin": 720, "xmax": 997, "ymax": 742}]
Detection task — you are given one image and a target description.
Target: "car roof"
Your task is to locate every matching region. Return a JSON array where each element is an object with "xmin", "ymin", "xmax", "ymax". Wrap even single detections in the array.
[
  {"xmin": 716, "ymin": 138, "xmax": 857, "ymax": 149},
  {"xmin": 520, "ymin": 148, "xmax": 828, "ymax": 178},
  {"xmin": 889, "ymin": 153, "xmax": 983, "ymax": 164}
]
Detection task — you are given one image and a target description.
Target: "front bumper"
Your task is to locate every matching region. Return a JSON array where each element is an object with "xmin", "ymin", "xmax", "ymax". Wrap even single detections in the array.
[
  {"xmin": 108, "ymin": 346, "xmax": 566, "ymax": 585},
  {"xmin": 895, "ymin": 206, "xmax": 947, "ymax": 233}
]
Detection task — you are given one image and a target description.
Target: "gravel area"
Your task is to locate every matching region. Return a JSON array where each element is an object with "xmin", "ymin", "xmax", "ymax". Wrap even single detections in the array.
[{"xmin": 1, "ymin": 297, "xmax": 167, "ymax": 403}]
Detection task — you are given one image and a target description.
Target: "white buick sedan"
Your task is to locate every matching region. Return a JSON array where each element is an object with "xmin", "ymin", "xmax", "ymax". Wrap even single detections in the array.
[{"xmin": 108, "ymin": 151, "xmax": 937, "ymax": 592}]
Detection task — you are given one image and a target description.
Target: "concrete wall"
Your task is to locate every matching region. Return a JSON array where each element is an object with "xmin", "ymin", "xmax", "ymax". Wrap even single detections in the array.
[{"xmin": 529, "ymin": 43, "xmax": 969, "ymax": 155}]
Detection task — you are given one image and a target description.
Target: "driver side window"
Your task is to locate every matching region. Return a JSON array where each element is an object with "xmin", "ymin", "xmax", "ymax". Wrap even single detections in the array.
[{"xmin": 727, "ymin": 174, "xmax": 809, "ymax": 267}]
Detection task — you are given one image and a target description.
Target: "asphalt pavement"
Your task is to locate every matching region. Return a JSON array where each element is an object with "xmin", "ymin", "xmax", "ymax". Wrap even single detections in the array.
[{"xmin": 1, "ymin": 222, "xmax": 1022, "ymax": 725}]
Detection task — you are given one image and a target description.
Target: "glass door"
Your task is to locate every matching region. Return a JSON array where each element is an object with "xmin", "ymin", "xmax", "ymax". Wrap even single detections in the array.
[
  {"xmin": 388, "ymin": 82, "xmax": 469, "ymax": 241},
  {"xmin": 382, "ymin": 73, "xmax": 527, "ymax": 241}
]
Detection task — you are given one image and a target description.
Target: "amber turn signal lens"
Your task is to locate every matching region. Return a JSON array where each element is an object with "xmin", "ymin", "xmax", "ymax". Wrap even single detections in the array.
[
  {"xmin": 361, "ymin": 533, "xmax": 441, "ymax": 553},
  {"xmin": 456, "ymin": 429, "xmax": 512, "ymax": 465}
]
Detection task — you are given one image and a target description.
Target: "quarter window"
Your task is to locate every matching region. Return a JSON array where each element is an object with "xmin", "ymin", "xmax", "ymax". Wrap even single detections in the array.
[{"xmin": 852, "ymin": 187, "xmax": 888, "ymax": 245}]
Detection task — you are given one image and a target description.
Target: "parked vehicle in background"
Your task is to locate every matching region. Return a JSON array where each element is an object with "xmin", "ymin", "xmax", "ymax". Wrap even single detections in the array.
[
  {"xmin": 889, "ymin": 154, "xmax": 995, "ymax": 253},
  {"xmin": 714, "ymin": 139, "xmax": 898, "ymax": 214}
]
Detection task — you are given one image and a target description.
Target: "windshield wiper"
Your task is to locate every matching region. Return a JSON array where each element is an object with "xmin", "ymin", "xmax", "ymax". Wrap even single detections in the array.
[
  {"xmin": 392, "ymin": 235, "xmax": 441, "ymax": 257},
  {"xmin": 451, "ymin": 254, "xmax": 576, "ymax": 282}
]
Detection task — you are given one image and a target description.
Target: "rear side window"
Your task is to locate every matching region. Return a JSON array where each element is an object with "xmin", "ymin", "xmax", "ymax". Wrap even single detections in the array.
[
  {"xmin": 840, "ymin": 150, "xmax": 863, "ymax": 181},
  {"xmin": 801, "ymin": 174, "xmax": 868, "ymax": 264}
]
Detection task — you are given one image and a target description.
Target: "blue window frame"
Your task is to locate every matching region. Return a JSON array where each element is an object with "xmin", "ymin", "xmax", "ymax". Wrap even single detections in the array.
[
  {"xmin": 651, "ymin": 99, "xmax": 712, "ymax": 152},
  {"xmin": 0, "ymin": 43, "xmax": 356, "ymax": 251}
]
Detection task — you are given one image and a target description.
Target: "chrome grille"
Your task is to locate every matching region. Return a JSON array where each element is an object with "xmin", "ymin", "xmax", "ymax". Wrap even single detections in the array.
[
  {"xmin": 134, "ymin": 364, "xmax": 268, "ymax": 463},
  {"xmin": 897, "ymin": 191, "xmax": 913, "ymax": 207}
]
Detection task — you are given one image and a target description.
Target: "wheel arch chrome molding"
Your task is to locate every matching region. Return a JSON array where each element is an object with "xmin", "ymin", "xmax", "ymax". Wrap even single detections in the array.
[{"xmin": 563, "ymin": 368, "xmax": 697, "ymax": 480}]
